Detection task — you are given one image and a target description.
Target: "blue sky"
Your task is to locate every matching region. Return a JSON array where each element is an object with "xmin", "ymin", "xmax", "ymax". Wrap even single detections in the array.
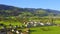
[{"xmin": 0, "ymin": 0, "xmax": 60, "ymax": 10}]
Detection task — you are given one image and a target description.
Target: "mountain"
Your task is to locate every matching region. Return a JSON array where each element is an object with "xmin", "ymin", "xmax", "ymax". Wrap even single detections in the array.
[{"xmin": 0, "ymin": 4, "xmax": 60, "ymax": 17}]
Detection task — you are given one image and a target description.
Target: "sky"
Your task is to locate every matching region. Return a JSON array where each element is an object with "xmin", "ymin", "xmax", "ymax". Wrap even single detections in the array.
[{"xmin": 0, "ymin": 0, "xmax": 60, "ymax": 10}]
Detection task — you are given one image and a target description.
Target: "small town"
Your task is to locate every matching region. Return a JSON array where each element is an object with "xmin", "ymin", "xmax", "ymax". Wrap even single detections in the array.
[{"xmin": 0, "ymin": 0, "xmax": 60, "ymax": 34}]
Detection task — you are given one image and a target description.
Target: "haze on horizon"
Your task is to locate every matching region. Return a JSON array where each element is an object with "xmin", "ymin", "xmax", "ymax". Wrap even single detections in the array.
[{"xmin": 0, "ymin": 0, "xmax": 60, "ymax": 10}]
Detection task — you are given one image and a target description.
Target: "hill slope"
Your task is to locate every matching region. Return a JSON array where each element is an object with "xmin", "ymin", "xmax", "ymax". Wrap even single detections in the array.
[{"xmin": 0, "ymin": 4, "xmax": 60, "ymax": 17}]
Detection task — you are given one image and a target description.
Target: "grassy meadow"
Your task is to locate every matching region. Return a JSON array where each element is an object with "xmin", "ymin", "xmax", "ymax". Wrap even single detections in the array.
[{"xmin": 30, "ymin": 26, "xmax": 60, "ymax": 34}]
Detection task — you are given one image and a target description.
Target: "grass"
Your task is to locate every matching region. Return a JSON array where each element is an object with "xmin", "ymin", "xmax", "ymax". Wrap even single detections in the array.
[
  {"xmin": 0, "ymin": 21, "xmax": 22, "ymax": 26},
  {"xmin": 30, "ymin": 26, "xmax": 60, "ymax": 34}
]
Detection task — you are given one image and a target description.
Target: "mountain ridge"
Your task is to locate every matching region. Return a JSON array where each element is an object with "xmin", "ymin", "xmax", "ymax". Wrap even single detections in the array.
[{"xmin": 0, "ymin": 4, "xmax": 60, "ymax": 17}]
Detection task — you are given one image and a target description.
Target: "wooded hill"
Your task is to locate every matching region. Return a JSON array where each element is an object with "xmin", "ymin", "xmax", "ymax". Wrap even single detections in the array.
[{"xmin": 0, "ymin": 4, "xmax": 60, "ymax": 17}]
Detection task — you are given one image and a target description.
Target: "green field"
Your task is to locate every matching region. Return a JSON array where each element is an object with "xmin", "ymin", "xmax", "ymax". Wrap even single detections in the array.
[{"xmin": 30, "ymin": 26, "xmax": 60, "ymax": 34}]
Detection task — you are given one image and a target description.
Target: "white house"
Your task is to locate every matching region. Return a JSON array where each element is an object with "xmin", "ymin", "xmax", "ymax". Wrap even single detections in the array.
[
  {"xmin": 11, "ymin": 29, "xmax": 14, "ymax": 32},
  {"xmin": 34, "ymin": 24, "xmax": 37, "ymax": 27},
  {"xmin": 16, "ymin": 30, "xmax": 19, "ymax": 34},
  {"xmin": 40, "ymin": 23, "xmax": 44, "ymax": 26},
  {"xmin": 46, "ymin": 22, "xmax": 51, "ymax": 25}
]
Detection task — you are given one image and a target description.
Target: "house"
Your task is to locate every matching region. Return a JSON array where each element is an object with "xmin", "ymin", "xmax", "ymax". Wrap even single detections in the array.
[
  {"xmin": 46, "ymin": 22, "xmax": 51, "ymax": 25},
  {"xmin": 33, "ymin": 24, "xmax": 37, "ymax": 27},
  {"xmin": 39, "ymin": 23, "xmax": 44, "ymax": 26},
  {"xmin": 16, "ymin": 30, "xmax": 19, "ymax": 34}
]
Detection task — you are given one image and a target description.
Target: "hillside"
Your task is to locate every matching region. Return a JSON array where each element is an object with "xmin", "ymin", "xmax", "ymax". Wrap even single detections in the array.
[{"xmin": 0, "ymin": 4, "xmax": 60, "ymax": 17}]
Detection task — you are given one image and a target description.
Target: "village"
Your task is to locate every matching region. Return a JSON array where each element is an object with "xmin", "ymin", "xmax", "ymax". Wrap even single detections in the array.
[
  {"xmin": 0, "ymin": 20, "xmax": 57, "ymax": 34},
  {"xmin": 24, "ymin": 21, "xmax": 57, "ymax": 28}
]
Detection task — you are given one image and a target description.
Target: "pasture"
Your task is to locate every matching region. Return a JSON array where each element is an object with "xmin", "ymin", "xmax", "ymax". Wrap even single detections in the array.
[{"xmin": 30, "ymin": 26, "xmax": 60, "ymax": 34}]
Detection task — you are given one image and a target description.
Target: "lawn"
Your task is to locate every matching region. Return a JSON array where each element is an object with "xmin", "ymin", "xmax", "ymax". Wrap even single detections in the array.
[
  {"xmin": 0, "ymin": 21, "xmax": 22, "ymax": 26},
  {"xmin": 30, "ymin": 26, "xmax": 60, "ymax": 34}
]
